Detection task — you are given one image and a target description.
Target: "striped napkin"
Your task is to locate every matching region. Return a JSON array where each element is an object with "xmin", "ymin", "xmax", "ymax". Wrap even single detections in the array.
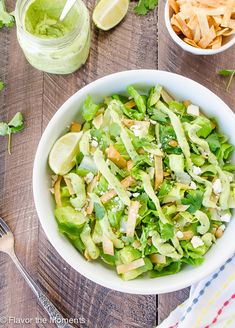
[{"xmin": 158, "ymin": 253, "xmax": 235, "ymax": 328}]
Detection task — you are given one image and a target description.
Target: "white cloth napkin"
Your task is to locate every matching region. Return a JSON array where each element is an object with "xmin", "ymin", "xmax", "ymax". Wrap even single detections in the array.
[{"xmin": 158, "ymin": 253, "xmax": 235, "ymax": 328}]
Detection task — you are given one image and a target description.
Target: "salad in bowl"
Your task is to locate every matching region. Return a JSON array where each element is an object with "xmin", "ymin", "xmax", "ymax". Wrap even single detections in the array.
[{"xmin": 48, "ymin": 83, "xmax": 235, "ymax": 281}]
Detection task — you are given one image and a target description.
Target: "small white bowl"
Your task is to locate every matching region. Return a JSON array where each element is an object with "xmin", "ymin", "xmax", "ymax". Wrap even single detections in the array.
[
  {"xmin": 165, "ymin": 1, "xmax": 235, "ymax": 55},
  {"xmin": 33, "ymin": 70, "xmax": 235, "ymax": 295}
]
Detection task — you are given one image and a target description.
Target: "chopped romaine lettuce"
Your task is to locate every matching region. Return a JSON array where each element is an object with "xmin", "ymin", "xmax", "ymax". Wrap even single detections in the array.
[{"xmin": 49, "ymin": 83, "xmax": 235, "ymax": 281}]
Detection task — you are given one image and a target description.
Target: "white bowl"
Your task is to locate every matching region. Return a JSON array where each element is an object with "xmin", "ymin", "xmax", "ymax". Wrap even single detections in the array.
[
  {"xmin": 33, "ymin": 70, "xmax": 235, "ymax": 295},
  {"xmin": 165, "ymin": 1, "xmax": 235, "ymax": 55}
]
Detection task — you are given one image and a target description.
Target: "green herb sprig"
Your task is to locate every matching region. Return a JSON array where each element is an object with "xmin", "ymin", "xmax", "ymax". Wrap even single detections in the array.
[
  {"xmin": 133, "ymin": 0, "xmax": 158, "ymax": 15},
  {"xmin": 0, "ymin": 112, "xmax": 24, "ymax": 154},
  {"xmin": 0, "ymin": 0, "xmax": 14, "ymax": 28},
  {"xmin": 218, "ymin": 69, "xmax": 235, "ymax": 92},
  {"xmin": 0, "ymin": 80, "xmax": 4, "ymax": 90}
]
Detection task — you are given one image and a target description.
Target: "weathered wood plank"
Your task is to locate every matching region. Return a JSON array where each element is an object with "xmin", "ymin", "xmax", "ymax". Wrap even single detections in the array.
[
  {"xmin": 0, "ymin": 18, "xmax": 43, "ymax": 328},
  {"xmin": 157, "ymin": 289, "xmax": 190, "ymax": 324}
]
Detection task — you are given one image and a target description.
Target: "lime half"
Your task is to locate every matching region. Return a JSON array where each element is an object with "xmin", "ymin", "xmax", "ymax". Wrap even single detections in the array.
[
  {"xmin": 49, "ymin": 132, "xmax": 83, "ymax": 175},
  {"xmin": 92, "ymin": 0, "xmax": 129, "ymax": 31}
]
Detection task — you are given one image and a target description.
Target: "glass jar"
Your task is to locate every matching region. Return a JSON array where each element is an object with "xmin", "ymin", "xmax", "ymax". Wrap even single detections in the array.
[{"xmin": 15, "ymin": 0, "xmax": 91, "ymax": 74}]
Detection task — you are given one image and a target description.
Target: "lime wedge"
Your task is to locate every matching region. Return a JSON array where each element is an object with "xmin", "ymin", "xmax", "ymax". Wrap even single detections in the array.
[
  {"xmin": 49, "ymin": 132, "xmax": 83, "ymax": 175},
  {"xmin": 92, "ymin": 0, "xmax": 129, "ymax": 31}
]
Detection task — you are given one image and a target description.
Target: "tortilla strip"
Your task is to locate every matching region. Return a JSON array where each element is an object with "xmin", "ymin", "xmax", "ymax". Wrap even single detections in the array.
[
  {"xmin": 173, "ymin": 25, "xmax": 182, "ymax": 34},
  {"xmin": 216, "ymin": 27, "xmax": 230, "ymax": 36},
  {"xmin": 200, "ymin": 7, "xmax": 227, "ymax": 16},
  {"xmin": 198, "ymin": 25, "xmax": 216, "ymax": 48},
  {"xmin": 211, "ymin": 36, "xmax": 223, "ymax": 49},
  {"xmin": 54, "ymin": 176, "xmax": 62, "ymax": 207},
  {"xmin": 100, "ymin": 176, "xmax": 135, "ymax": 203},
  {"xmin": 228, "ymin": 19, "xmax": 235, "ymax": 29},
  {"xmin": 175, "ymin": 14, "xmax": 193, "ymax": 39},
  {"xmin": 221, "ymin": 0, "xmax": 234, "ymax": 27},
  {"xmin": 197, "ymin": 0, "xmax": 222, "ymax": 8},
  {"xmin": 222, "ymin": 28, "xmax": 235, "ymax": 36},
  {"xmin": 169, "ymin": 0, "xmax": 179, "ymax": 14},
  {"xmin": 184, "ymin": 38, "xmax": 200, "ymax": 48},
  {"xmin": 213, "ymin": 15, "xmax": 223, "ymax": 25},
  {"xmin": 196, "ymin": 9, "xmax": 210, "ymax": 37},
  {"xmin": 187, "ymin": 14, "xmax": 198, "ymax": 30}
]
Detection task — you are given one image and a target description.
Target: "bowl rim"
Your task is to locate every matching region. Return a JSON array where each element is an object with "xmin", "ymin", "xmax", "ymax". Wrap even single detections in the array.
[
  {"xmin": 33, "ymin": 69, "xmax": 235, "ymax": 294},
  {"xmin": 164, "ymin": 0, "xmax": 235, "ymax": 55}
]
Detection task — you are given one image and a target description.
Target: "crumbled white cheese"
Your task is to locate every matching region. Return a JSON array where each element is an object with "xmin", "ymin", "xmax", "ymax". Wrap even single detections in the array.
[
  {"xmin": 120, "ymin": 220, "xmax": 126, "ymax": 233},
  {"xmin": 130, "ymin": 125, "xmax": 141, "ymax": 130},
  {"xmin": 114, "ymin": 196, "xmax": 119, "ymax": 201},
  {"xmin": 91, "ymin": 139, "xmax": 98, "ymax": 148},
  {"xmin": 190, "ymin": 181, "xmax": 197, "ymax": 190},
  {"xmin": 130, "ymin": 125, "xmax": 142, "ymax": 137},
  {"xmin": 220, "ymin": 224, "xmax": 226, "ymax": 231},
  {"xmin": 84, "ymin": 172, "xmax": 94, "ymax": 184},
  {"xmin": 149, "ymin": 154, "xmax": 154, "ymax": 161},
  {"xmin": 187, "ymin": 104, "xmax": 200, "ymax": 116},
  {"xmin": 191, "ymin": 236, "xmax": 204, "ymax": 249},
  {"xmin": 133, "ymin": 192, "xmax": 140, "ymax": 198},
  {"xmin": 193, "ymin": 166, "xmax": 202, "ymax": 175},
  {"xmin": 212, "ymin": 179, "xmax": 222, "ymax": 194},
  {"xmin": 158, "ymin": 143, "xmax": 162, "ymax": 148},
  {"xmin": 126, "ymin": 191, "xmax": 132, "ymax": 197},
  {"xmin": 203, "ymin": 152, "xmax": 209, "ymax": 158},
  {"xmin": 220, "ymin": 213, "xmax": 231, "ymax": 223},
  {"xmin": 150, "ymin": 119, "xmax": 157, "ymax": 125},
  {"xmin": 176, "ymin": 231, "xmax": 184, "ymax": 239}
]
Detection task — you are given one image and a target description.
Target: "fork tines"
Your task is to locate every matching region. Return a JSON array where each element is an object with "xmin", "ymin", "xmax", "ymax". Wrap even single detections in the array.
[{"xmin": 0, "ymin": 217, "xmax": 11, "ymax": 235}]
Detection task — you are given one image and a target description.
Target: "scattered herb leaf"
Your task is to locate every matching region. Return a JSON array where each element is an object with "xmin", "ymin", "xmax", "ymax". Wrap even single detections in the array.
[
  {"xmin": 0, "ymin": 0, "xmax": 15, "ymax": 28},
  {"xmin": 218, "ymin": 69, "xmax": 235, "ymax": 92},
  {"xmin": 182, "ymin": 190, "xmax": 203, "ymax": 214},
  {"xmin": 160, "ymin": 223, "xmax": 174, "ymax": 241},
  {"xmin": 0, "ymin": 80, "xmax": 4, "ymax": 90},
  {"xmin": 133, "ymin": 0, "xmax": 158, "ymax": 15},
  {"xmin": 0, "ymin": 112, "xmax": 24, "ymax": 154}
]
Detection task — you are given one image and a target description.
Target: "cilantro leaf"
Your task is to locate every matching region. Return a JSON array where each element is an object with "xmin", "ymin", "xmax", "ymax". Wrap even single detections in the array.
[
  {"xmin": 8, "ymin": 112, "xmax": 24, "ymax": 133},
  {"xmin": 218, "ymin": 69, "xmax": 235, "ymax": 76},
  {"xmin": 218, "ymin": 69, "xmax": 235, "ymax": 91},
  {"xmin": 182, "ymin": 190, "xmax": 203, "ymax": 214},
  {"xmin": 160, "ymin": 223, "xmax": 174, "ymax": 241},
  {"xmin": 94, "ymin": 202, "xmax": 105, "ymax": 220},
  {"xmin": 0, "ymin": 0, "xmax": 15, "ymax": 28},
  {"xmin": 0, "ymin": 112, "xmax": 24, "ymax": 154},
  {"xmin": 0, "ymin": 122, "xmax": 10, "ymax": 136},
  {"xmin": 0, "ymin": 80, "xmax": 4, "ymax": 90},
  {"xmin": 134, "ymin": 0, "xmax": 148, "ymax": 15},
  {"xmin": 133, "ymin": 0, "xmax": 158, "ymax": 16}
]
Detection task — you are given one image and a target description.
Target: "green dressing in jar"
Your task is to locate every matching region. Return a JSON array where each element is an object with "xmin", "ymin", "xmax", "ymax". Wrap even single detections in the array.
[{"xmin": 15, "ymin": 0, "xmax": 91, "ymax": 74}]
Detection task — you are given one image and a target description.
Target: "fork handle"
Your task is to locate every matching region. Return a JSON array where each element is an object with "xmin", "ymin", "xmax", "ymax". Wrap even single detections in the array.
[{"xmin": 9, "ymin": 252, "xmax": 73, "ymax": 328}]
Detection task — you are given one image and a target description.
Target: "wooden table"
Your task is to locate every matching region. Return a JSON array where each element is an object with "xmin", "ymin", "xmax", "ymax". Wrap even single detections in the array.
[{"xmin": 0, "ymin": 1, "xmax": 234, "ymax": 327}]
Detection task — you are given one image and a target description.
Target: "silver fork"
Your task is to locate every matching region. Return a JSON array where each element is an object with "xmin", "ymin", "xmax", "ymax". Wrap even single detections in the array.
[{"xmin": 0, "ymin": 217, "xmax": 73, "ymax": 328}]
